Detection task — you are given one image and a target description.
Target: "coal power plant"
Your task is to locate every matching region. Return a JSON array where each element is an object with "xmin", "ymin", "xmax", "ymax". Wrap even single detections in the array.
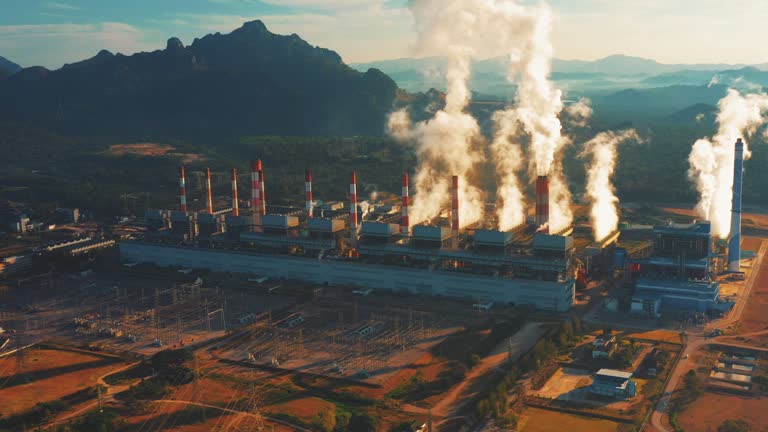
[
  {"xmin": 122, "ymin": 139, "xmax": 747, "ymax": 314},
  {"xmin": 125, "ymin": 160, "xmax": 584, "ymax": 312}
]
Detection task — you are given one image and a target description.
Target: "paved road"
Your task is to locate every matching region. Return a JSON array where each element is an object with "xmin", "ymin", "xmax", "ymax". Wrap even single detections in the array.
[{"xmin": 430, "ymin": 322, "xmax": 547, "ymax": 420}]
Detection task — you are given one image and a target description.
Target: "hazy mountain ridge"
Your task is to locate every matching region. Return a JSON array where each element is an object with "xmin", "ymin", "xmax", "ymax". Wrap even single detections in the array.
[
  {"xmin": 0, "ymin": 56, "xmax": 22, "ymax": 77},
  {"xmin": 0, "ymin": 20, "xmax": 398, "ymax": 138},
  {"xmin": 352, "ymin": 54, "xmax": 768, "ymax": 95}
]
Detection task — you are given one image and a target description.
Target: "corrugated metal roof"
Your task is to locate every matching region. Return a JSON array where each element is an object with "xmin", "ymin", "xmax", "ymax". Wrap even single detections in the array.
[
  {"xmin": 308, "ymin": 218, "xmax": 345, "ymax": 233},
  {"xmin": 361, "ymin": 221, "xmax": 398, "ymax": 237},
  {"xmin": 474, "ymin": 229, "xmax": 513, "ymax": 246},
  {"xmin": 596, "ymin": 369, "xmax": 633, "ymax": 379}
]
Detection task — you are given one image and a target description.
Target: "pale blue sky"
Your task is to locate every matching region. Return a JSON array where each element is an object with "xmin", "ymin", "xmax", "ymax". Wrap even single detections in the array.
[{"xmin": 1, "ymin": 0, "xmax": 767, "ymax": 69}]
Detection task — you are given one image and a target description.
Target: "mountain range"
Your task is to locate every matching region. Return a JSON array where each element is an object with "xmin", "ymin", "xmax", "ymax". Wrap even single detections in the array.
[
  {"xmin": 0, "ymin": 21, "xmax": 397, "ymax": 138},
  {"xmin": 352, "ymin": 54, "xmax": 768, "ymax": 95},
  {"xmin": 0, "ymin": 56, "xmax": 22, "ymax": 77}
]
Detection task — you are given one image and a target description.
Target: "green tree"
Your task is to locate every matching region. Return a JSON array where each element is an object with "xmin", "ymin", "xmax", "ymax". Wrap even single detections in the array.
[
  {"xmin": 683, "ymin": 370, "xmax": 702, "ymax": 400},
  {"xmin": 718, "ymin": 419, "xmax": 752, "ymax": 432}
]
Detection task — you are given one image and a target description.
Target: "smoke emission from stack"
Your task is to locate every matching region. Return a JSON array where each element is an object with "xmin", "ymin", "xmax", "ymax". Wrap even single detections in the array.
[
  {"xmin": 564, "ymin": 98, "xmax": 593, "ymax": 129},
  {"xmin": 688, "ymin": 89, "xmax": 768, "ymax": 238},
  {"xmin": 502, "ymin": 4, "xmax": 574, "ymax": 233},
  {"xmin": 581, "ymin": 130, "xmax": 639, "ymax": 242},
  {"xmin": 491, "ymin": 109, "xmax": 526, "ymax": 230},
  {"xmin": 390, "ymin": 0, "xmax": 548, "ymax": 229}
]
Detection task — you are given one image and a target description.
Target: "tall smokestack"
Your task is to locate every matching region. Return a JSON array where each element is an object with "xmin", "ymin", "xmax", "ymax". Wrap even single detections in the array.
[
  {"xmin": 349, "ymin": 171, "xmax": 358, "ymax": 247},
  {"xmin": 258, "ymin": 160, "xmax": 266, "ymax": 215},
  {"xmin": 231, "ymin": 168, "xmax": 239, "ymax": 217},
  {"xmin": 205, "ymin": 167, "xmax": 214, "ymax": 214},
  {"xmin": 535, "ymin": 175, "xmax": 550, "ymax": 233},
  {"xmin": 728, "ymin": 139, "xmax": 745, "ymax": 272},
  {"xmin": 305, "ymin": 169, "xmax": 314, "ymax": 218},
  {"xmin": 451, "ymin": 175, "xmax": 459, "ymax": 249},
  {"xmin": 401, "ymin": 172, "xmax": 410, "ymax": 235},
  {"xmin": 179, "ymin": 165, "xmax": 188, "ymax": 212},
  {"xmin": 251, "ymin": 160, "xmax": 261, "ymax": 225}
]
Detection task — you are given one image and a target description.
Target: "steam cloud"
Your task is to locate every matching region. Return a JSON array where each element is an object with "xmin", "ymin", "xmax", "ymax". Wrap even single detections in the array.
[
  {"xmin": 390, "ymin": 0, "xmax": 546, "ymax": 228},
  {"xmin": 688, "ymin": 89, "xmax": 768, "ymax": 238},
  {"xmin": 494, "ymin": 3, "xmax": 575, "ymax": 233},
  {"xmin": 581, "ymin": 130, "xmax": 639, "ymax": 242},
  {"xmin": 390, "ymin": 1, "xmax": 595, "ymax": 234}
]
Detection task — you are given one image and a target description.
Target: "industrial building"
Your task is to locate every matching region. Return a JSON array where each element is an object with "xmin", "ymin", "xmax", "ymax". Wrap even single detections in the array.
[
  {"xmin": 120, "ymin": 162, "xmax": 592, "ymax": 312},
  {"xmin": 590, "ymin": 369, "xmax": 637, "ymax": 399},
  {"xmin": 626, "ymin": 140, "xmax": 745, "ymax": 316}
]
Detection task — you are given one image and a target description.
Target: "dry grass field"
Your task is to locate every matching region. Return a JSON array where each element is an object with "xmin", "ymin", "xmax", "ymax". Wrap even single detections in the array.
[
  {"xmin": 0, "ymin": 347, "xmax": 124, "ymax": 416},
  {"xmin": 517, "ymin": 407, "xmax": 620, "ymax": 432}
]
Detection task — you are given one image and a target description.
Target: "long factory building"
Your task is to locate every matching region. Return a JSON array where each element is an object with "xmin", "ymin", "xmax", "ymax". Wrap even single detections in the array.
[
  {"xmin": 119, "ymin": 241, "xmax": 576, "ymax": 311},
  {"xmin": 121, "ymin": 163, "xmax": 590, "ymax": 312}
]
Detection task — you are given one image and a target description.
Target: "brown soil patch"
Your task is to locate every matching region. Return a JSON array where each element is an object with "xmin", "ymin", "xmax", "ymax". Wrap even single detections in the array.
[
  {"xmin": 626, "ymin": 330, "xmax": 682, "ymax": 344},
  {"xmin": 104, "ymin": 143, "xmax": 204, "ymax": 163},
  {"xmin": 0, "ymin": 348, "xmax": 123, "ymax": 416},
  {"xmin": 740, "ymin": 240, "xmax": 768, "ymax": 336},
  {"xmin": 678, "ymin": 393, "xmax": 768, "ymax": 431},
  {"xmin": 105, "ymin": 143, "xmax": 175, "ymax": 156}
]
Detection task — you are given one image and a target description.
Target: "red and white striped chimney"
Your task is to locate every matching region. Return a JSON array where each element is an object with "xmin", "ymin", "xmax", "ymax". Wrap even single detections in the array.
[
  {"xmin": 231, "ymin": 168, "xmax": 239, "ymax": 217},
  {"xmin": 178, "ymin": 165, "xmax": 188, "ymax": 212},
  {"xmin": 305, "ymin": 169, "xmax": 314, "ymax": 218},
  {"xmin": 250, "ymin": 160, "xmax": 261, "ymax": 224},
  {"xmin": 258, "ymin": 160, "xmax": 266, "ymax": 216},
  {"xmin": 451, "ymin": 175, "xmax": 459, "ymax": 249},
  {"xmin": 349, "ymin": 171, "xmax": 358, "ymax": 246},
  {"xmin": 401, "ymin": 172, "xmax": 410, "ymax": 235},
  {"xmin": 535, "ymin": 175, "xmax": 550, "ymax": 233},
  {"xmin": 205, "ymin": 167, "xmax": 214, "ymax": 214}
]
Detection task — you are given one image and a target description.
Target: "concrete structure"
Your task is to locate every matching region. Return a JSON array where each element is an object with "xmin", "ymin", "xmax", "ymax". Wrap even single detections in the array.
[
  {"xmin": 205, "ymin": 168, "xmax": 214, "ymax": 214},
  {"xmin": 630, "ymin": 221, "xmax": 732, "ymax": 315},
  {"xmin": 413, "ymin": 226, "xmax": 452, "ymax": 249},
  {"xmin": 360, "ymin": 222, "xmax": 400, "ymax": 244},
  {"xmin": 592, "ymin": 336, "xmax": 617, "ymax": 359},
  {"xmin": 231, "ymin": 168, "xmax": 239, "ymax": 217},
  {"xmin": 179, "ymin": 165, "xmax": 188, "ymax": 212},
  {"xmin": 451, "ymin": 175, "xmax": 459, "ymax": 249},
  {"xmin": 258, "ymin": 160, "xmax": 267, "ymax": 216},
  {"xmin": 728, "ymin": 139, "xmax": 744, "ymax": 272},
  {"xmin": 474, "ymin": 229, "xmax": 514, "ymax": 250},
  {"xmin": 305, "ymin": 169, "xmax": 314, "ymax": 218},
  {"xmin": 145, "ymin": 209, "xmax": 171, "ymax": 230},
  {"xmin": 307, "ymin": 218, "xmax": 344, "ymax": 238},
  {"xmin": 631, "ymin": 278, "xmax": 726, "ymax": 315},
  {"xmin": 535, "ymin": 175, "xmax": 550, "ymax": 232},
  {"xmin": 401, "ymin": 172, "xmax": 410, "ymax": 235},
  {"xmin": 197, "ymin": 212, "xmax": 224, "ymax": 237},
  {"xmin": 119, "ymin": 241, "xmax": 575, "ymax": 311},
  {"xmin": 261, "ymin": 215, "xmax": 299, "ymax": 235},
  {"xmin": 251, "ymin": 160, "xmax": 262, "ymax": 226},
  {"xmin": 590, "ymin": 369, "xmax": 636, "ymax": 398},
  {"xmin": 349, "ymin": 172, "xmax": 359, "ymax": 247}
]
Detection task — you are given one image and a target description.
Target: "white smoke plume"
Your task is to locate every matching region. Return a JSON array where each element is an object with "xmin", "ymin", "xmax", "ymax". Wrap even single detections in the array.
[
  {"xmin": 548, "ymin": 163, "xmax": 573, "ymax": 234},
  {"xmin": 490, "ymin": 109, "xmax": 526, "ymax": 230},
  {"xmin": 581, "ymin": 130, "xmax": 640, "ymax": 242},
  {"xmin": 389, "ymin": 0, "xmax": 546, "ymax": 228},
  {"xmin": 564, "ymin": 98, "xmax": 593, "ymax": 128},
  {"xmin": 688, "ymin": 88, "xmax": 768, "ymax": 238},
  {"xmin": 498, "ymin": 3, "xmax": 574, "ymax": 233}
]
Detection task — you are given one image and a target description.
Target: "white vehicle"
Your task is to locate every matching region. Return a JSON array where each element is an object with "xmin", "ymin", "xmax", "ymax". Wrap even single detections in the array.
[
  {"xmin": 248, "ymin": 276, "xmax": 269, "ymax": 284},
  {"xmin": 352, "ymin": 288, "xmax": 373, "ymax": 296}
]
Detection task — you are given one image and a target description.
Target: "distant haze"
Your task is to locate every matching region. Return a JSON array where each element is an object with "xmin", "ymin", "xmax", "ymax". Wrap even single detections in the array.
[{"xmin": 1, "ymin": 0, "xmax": 768, "ymax": 69}]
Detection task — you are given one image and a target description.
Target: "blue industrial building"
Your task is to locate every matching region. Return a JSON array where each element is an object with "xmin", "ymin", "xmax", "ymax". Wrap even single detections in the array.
[
  {"xmin": 629, "ymin": 221, "xmax": 733, "ymax": 316},
  {"xmin": 590, "ymin": 369, "xmax": 637, "ymax": 399}
]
